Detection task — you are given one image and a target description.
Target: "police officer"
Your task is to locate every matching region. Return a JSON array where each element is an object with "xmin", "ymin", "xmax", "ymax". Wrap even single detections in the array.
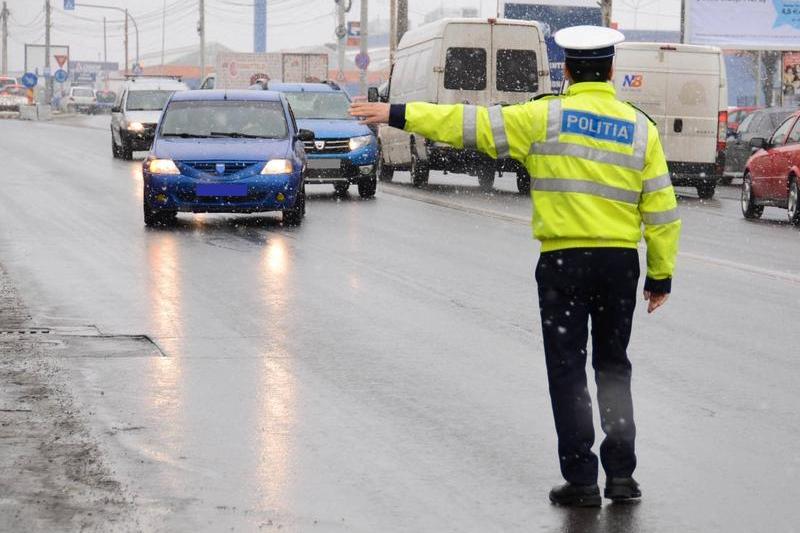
[{"xmin": 350, "ymin": 25, "xmax": 680, "ymax": 507}]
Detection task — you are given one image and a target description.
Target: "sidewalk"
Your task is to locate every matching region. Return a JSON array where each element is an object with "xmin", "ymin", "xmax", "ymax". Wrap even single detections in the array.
[{"xmin": 0, "ymin": 263, "xmax": 135, "ymax": 531}]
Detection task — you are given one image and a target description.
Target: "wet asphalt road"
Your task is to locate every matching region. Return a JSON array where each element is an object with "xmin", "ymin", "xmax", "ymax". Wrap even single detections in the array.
[{"xmin": 1, "ymin": 115, "xmax": 799, "ymax": 532}]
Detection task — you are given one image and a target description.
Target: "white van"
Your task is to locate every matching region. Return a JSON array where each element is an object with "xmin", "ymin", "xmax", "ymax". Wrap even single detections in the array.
[
  {"xmin": 111, "ymin": 77, "xmax": 189, "ymax": 160},
  {"xmin": 373, "ymin": 18, "xmax": 551, "ymax": 193},
  {"xmin": 614, "ymin": 42, "xmax": 727, "ymax": 199}
]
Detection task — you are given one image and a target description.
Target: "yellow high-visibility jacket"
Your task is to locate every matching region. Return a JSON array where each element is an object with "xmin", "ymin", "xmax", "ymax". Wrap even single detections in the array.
[{"xmin": 389, "ymin": 82, "xmax": 681, "ymax": 293}]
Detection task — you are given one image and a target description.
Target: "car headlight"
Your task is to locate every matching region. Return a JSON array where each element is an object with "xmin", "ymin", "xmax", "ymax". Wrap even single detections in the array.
[
  {"xmin": 147, "ymin": 159, "xmax": 180, "ymax": 175},
  {"xmin": 127, "ymin": 121, "xmax": 145, "ymax": 132},
  {"xmin": 261, "ymin": 159, "xmax": 293, "ymax": 175},
  {"xmin": 349, "ymin": 134, "xmax": 373, "ymax": 151}
]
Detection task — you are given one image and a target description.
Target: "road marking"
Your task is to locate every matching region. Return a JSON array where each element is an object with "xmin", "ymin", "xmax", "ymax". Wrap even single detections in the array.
[
  {"xmin": 680, "ymin": 252, "xmax": 800, "ymax": 285},
  {"xmin": 381, "ymin": 184, "xmax": 530, "ymax": 225},
  {"xmin": 382, "ymin": 184, "xmax": 800, "ymax": 285}
]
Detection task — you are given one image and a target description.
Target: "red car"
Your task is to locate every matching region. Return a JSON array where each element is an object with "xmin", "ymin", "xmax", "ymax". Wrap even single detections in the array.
[{"xmin": 742, "ymin": 110, "xmax": 800, "ymax": 224}]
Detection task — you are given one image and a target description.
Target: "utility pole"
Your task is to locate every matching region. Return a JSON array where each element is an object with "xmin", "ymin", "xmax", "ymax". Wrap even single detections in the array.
[
  {"xmin": 397, "ymin": 0, "xmax": 408, "ymax": 43},
  {"xmin": 103, "ymin": 16, "xmax": 107, "ymax": 86},
  {"xmin": 199, "ymin": 0, "xmax": 205, "ymax": 80},
  {"xmin": 45, "ymin": 0, "xmax": 52, "ymax": 103},
  {"xmin": 389, "ymin": 0, "xmax": 396, "ymax": 65},
  {"xmin": 161, "ymin": 0, "xmax": 166, "ymax": 66},
  {"xmin": 124, "ymin": 8, "xmax": 129, "ymax": 74},
  {"xmin": 680, "ymin": 0, "xmax": 686, "ymax": 43},
  {"xmin": 336, "ymin": 0, "xmax": 345, "ymax": 81},
  {"xmin": 359, "ymin": 0, "xmax": 368, "ymax": 95},
  {"xmin": 600, "ymin": 0, "xmax": 612, "ymax": 27},
  {"xmin": 254, "ymin": 0, "xmax": 267, "ymax": 53},
  {"xmin": 1, "ymin": 2, "xmax": 9, "ymax": 76}
]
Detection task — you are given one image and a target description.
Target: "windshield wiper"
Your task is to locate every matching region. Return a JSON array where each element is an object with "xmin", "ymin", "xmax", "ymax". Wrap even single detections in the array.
[
  {"xmin": 162, "ymin": 132, "xmax": 210, "ymax": 138},
  {"xmin": 210, "ymin": 131, "xmax": 271, "ymax": 139}
]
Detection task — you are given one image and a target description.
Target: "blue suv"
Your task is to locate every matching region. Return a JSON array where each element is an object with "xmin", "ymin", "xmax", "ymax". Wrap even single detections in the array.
[
  {"xmin": 142, "ymin": 90, "xmax": 313, "ymax": 226},
  {"xmin": 270, "ymin": 82, "xmax": 378, "ymax": 198}
]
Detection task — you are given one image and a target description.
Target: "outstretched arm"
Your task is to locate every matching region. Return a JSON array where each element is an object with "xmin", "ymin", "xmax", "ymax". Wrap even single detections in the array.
[{"xmin": 349, "ymin": 101, "xmax": 536, "ymax": 162}]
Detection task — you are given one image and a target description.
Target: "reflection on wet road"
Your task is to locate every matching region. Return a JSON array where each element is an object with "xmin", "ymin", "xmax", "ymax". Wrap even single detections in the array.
[{"xmin": 1, "ymin": 117, "xmax": 799, "ymax": 531}]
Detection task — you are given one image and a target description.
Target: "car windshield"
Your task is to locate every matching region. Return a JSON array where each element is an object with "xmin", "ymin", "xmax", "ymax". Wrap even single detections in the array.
[
  {"xmin": 126, "ymin": 90, "xmax": 174, "ymax": 111},
  {"xmin": 0, "ymin": 79, "xmax": 14, "ymax": 90},
  {"xmin": 73, "ymin": 88, "xmax": 94, "ymax": 97},
  {"xmin": 96, "ymin": 91, "xmax": 116, "ymax": 103},
  {"xmin": 283, "ymin": 91, "xmax": 353, "ymax": 120},
  {"xmin": 159, "ymin": 100, "xmax": 288, "ymax": 139}
]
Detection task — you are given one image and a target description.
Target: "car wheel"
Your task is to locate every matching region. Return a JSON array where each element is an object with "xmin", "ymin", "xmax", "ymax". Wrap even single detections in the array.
[
  {"xmin": 143, "ymin": 201, "xmax": 177, "ymax": 227},
  {"xmin": 334, "ymin": 182, "xmax": 350, "ymax": 196},
  {"xmin": 283, "ymin": 186, "xmax": 306, "ymax": 226},
  {"xmin": 376, "ymin": 144, "xmax": 394, "ymax": 182},
  {"xmin": 741, "ymin": 173, "xmax": 764, "ymax": 220},
  {"xmin": 120, "ymin": 133, "xmax": 134, "ymax": 161},
  {"xmin": 111, "ymin": 129, "xmax": 120, "ymax": 159},
  {"xmin": 516, "ymin": 167, "xmax": 531, "ymax": 195},
  {"xmin": 788, "ymin": 178, "xmax": 800, "ymax": 225},
  {"xmin": 410, "ymin": 143, "xmax": 429, "ymax": 188},
  {"xmin": 696, "ymin": 182, "xmax": 715, "ymax": 200},
  {"xmin": 358, "ymin": 175, "xmax": 377, "ymax": 199}
]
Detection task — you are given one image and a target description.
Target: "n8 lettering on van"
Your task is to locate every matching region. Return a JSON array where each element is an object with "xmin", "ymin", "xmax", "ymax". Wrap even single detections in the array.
[{"xmin": 622, "ymin": 74, "xmax": 644, "ymax": 88}]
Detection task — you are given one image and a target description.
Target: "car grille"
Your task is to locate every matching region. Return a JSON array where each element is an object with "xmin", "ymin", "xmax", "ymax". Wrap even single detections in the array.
[
  {"xmin": 303, "ymin": 138, "xmax": 350, "ymax": 154},
  {"xmin": 179, "ymin": 161, "xmax": 257, "ymax": 176}
]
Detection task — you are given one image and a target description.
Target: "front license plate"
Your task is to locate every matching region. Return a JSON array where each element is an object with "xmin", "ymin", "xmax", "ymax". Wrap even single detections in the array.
[
  {"xmin": 196, "ymin": 183, "xmax": 248, "ymax": 197},
  {"xmin": 308, "ymin": 158, "xmax": 342, "ymax": 169}
]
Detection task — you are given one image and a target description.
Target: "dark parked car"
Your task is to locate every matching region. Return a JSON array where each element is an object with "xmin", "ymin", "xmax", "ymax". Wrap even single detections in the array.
[{"xmin": 724, "ymin": 107, "xmax": 795, "ymax": 184}]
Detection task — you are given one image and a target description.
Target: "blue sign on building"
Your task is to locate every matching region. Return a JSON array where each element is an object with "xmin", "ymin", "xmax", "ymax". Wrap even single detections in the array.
[
  {"xmin": 64, "ymin": 0, "xmax": 75, "ymax": 10},
  {"xmin": 504, "ymin": 2, "xmax": 602, "ymax": 87}
]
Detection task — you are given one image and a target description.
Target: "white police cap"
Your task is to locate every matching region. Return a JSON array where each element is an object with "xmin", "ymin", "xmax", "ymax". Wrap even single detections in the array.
[{"xmin": 554, "ymin": 26, "xmax": 626, "ymax": 60}]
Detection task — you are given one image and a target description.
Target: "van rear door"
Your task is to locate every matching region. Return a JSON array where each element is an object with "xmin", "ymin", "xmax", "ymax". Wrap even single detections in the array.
[
  {"xmin": 439, "ymin": 22, "xmax": 491, "ymax": 105},
  {"xmin": 663, "ymin": 46, "xmax": 722, "ymax": 165},
  {"xmin": 490, "ymin": 23, "xmax": 545, "ymax": 105}
]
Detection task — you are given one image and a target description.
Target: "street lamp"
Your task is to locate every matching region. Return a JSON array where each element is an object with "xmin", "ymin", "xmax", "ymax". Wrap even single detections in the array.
[{"xmin": 75, "ymin": 3, "xmax": 139, "ymax": 74}]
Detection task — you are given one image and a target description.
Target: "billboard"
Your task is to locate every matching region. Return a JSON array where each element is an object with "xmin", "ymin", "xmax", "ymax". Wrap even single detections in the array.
[
  {"xmin": 687, "ymin": 0, "xmax": 800, "ymax": 49},
  {"xmin": 24, "ymin": 44, "xmax": 70, "ymax": 76},
  {"xmin": 69, "ymin": 61, "xmax": 120, "ymax": 83},
  {"xmin": 504, "ymin": 1, "xmax": 602, "ymax": 86}
]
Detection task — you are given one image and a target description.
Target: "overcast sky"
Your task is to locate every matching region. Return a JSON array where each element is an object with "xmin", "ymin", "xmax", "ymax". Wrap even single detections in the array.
[{"xmin": 3, "ymin": 0, "xmax": 682, "ymax": 72}]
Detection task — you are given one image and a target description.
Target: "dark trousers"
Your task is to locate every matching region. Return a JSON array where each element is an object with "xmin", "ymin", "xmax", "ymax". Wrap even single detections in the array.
[{"xmin": 535, "ymin": 248, "xmax": 639, "ymax": 485}]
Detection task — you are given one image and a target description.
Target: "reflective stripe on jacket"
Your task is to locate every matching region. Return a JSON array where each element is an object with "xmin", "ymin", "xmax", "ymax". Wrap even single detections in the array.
[{"xmin": 396, "ymin": 82, "xmax": 681, "ymax": 290}]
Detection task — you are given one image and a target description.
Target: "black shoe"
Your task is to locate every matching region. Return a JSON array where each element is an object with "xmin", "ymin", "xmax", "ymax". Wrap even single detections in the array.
[
  {"xmin": 604, "ymin": 477, "xmax": 642, "ymax": 501},
  {"xmin": 549, "ymin": 482, "xmax": 602, "ymax": 507}
]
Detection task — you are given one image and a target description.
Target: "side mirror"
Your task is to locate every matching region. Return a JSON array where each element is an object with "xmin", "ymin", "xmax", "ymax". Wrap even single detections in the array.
[
  {"xmin": 367, "ymin": 87, "xmax": 380, "ymax": 103},
  {"xmin": 749, "ymin": 137, "xmax": 767, "ymax": 149},
  {"xmin": 296, "ymin": 129, "xmax": 315, "ymax": 142},
  {"xmin": 111, "ymin": 106, "xmax": 121, "ymax": 113}
]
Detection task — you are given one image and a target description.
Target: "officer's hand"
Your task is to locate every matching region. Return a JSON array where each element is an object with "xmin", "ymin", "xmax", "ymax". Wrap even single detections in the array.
[
  {"xmin": 349, "ymin": 102, "xmax": 390, "ymax": 124},
  {"xmin": 643, "ymin": 291, "xmax": 669, "ymax": 314}
]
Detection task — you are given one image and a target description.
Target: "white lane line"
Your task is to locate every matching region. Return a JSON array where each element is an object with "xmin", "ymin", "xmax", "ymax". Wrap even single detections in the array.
[
  {"xmin": 383, "ymin": 185, "xmax": 800, "ymax": 285},
  {"xmin": 381, "ymin": 184, "xmax": 530, "ymax": 225},
  {"xmin": 680, "ymin": 252, "xmax": 800, "ymax": 285}
]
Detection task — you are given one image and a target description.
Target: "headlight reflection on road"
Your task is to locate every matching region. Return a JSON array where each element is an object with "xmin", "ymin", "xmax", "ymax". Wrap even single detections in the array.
[
  {"xmin": 257, "ymin": 236, "xmax": 296, "ymax": 506},
  {"xmin": 147, "ymin": 236, "xmax": 184, "ymax": 355},
  {"xmin": 131, "ymin": 163, "xmax": 144, "ymax": 201}
]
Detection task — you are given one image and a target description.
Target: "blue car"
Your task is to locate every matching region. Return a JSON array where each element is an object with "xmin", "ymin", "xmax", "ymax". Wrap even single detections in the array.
[
  {"xmin": 270, "ymin": 82, "xmax": 378, "ymax": 198},
  {"xmin": 142, "ymin": 90, "xmax": 313, "ymax": 226}
]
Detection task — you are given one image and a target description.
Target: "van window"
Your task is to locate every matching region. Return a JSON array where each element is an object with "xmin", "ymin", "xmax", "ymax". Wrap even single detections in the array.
[
  {"xmin": 444, "ymin": 47, "xmax": 487, "ymax": 91},
  {"xmin": 497, "ymin": 49, "xmax": 538, "ymax": 93}
]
